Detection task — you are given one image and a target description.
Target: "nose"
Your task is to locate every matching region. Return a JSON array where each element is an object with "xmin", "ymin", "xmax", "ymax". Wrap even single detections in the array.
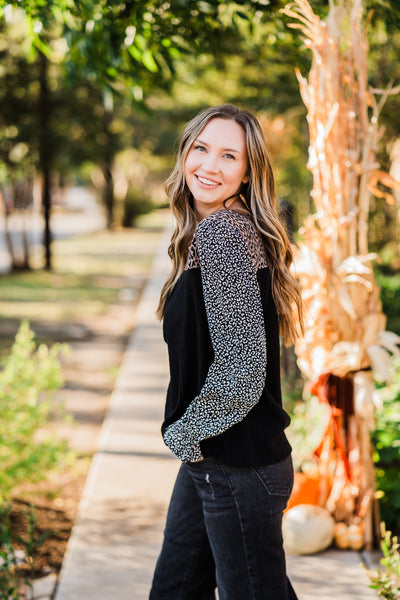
[{"xmin": 202, "ymin": 152, "xmax": 218, "ymax": 173}]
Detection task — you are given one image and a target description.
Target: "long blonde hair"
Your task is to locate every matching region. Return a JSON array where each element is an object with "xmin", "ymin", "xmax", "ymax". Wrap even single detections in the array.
[{"xmin": 157, "ymin": 104, "xmax": 304, "ymax": 346}]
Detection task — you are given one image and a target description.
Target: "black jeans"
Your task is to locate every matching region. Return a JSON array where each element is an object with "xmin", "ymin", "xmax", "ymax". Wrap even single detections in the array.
[{"xmin": 150, "ymin": 454, "xmax": 298, "ymax": 600}]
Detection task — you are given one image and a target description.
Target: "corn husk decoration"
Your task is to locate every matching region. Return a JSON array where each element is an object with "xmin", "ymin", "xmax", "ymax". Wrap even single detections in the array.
[{"xmin": 281, "ymin": 0, "xmax": 400, "ymax": 550}]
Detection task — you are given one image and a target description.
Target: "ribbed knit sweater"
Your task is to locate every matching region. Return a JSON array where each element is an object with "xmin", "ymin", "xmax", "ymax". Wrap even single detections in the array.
[{"xmin": 161, "ymin": 208, "xmax": 292, "ymax": 466}]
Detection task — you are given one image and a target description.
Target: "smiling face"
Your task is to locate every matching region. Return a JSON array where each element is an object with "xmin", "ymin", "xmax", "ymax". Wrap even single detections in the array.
[{"xmin": 184, "ymin": 118, "xmax": 249, "ymax": 220}]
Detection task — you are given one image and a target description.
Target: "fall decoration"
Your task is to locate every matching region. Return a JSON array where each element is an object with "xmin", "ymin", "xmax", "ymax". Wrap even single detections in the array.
[
  {"xmin": 286, "ymin": 471, "xmax": 322, "ymax": 511},
  {"xmin": 334, "ymin": 521, "xmax": 365, "ymax": 550},
  {"xmin": 283, "ymin": 504, "xmax": 335, "ymax": 555},
  {"xmin": 281, "ymin": 0, "xmax": 400, "ymax": 550}
]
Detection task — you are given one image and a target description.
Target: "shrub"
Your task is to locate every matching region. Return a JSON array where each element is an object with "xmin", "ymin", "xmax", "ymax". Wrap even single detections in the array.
[
  {"xmin": 372, "ymin": 361, "xmax": 400, "ymax": 535},
  {"xmin": 0, "ymin": 321, "xmax": 70, "ymax": 503},
  {"xmin": 375, "ymin": 267, "xmax": 400, "ymax": 336},
  {"xmin": 367, "ymin": 523, "xmax": 400, "ymax": 599},
  {"xmin": 122, "ymin": 187, "xmax": 154, "ymax": 228},
  {"xmin": 0, "ymin": 502, "xmax": 48, "ymax": 599}
]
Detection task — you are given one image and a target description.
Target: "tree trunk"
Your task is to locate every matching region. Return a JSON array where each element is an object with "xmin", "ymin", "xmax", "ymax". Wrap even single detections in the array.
[
  {"xmin": 102, "ymin": 108, "xmax": 115, "ymax": 229},
  {"xmin": 2, "ymin": 186, "xmax": 17, "ymax": 271},
  {"xmin": 39, "ymin": 51, "xmax": 52, "ymax": 270},
  {"xmin": 13, "ymin": 180, "xmax": 32, "ymax": 271},
  {"xmin": 103, "ymin": 161, "xmax": 114, "ymax": 229}
]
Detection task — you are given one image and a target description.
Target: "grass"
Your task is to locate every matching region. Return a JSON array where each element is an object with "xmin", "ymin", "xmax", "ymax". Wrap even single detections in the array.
[
  {"xmin": 0, "ymin": 208, "xmax": 169, "ymax": 587},
  {"xmin": 0, "ymin": 208, "xmax": 169, "ymax": 354}
]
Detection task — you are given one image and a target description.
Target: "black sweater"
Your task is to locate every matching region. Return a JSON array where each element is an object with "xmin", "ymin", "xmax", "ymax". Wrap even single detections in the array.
[{"xmin": 161, "ymin": 208, "xmax": 292, "ymax": 466}]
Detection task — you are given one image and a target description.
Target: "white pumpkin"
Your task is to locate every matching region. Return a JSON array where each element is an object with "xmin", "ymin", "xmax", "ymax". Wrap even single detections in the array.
[{"xmin": 283, "ymin": 504, "xmax": 335, "ymax": 555}]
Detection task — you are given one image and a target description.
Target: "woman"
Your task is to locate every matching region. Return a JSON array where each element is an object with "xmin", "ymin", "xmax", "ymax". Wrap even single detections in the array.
[{"xmin": 150, "ymin": 104, "xmax": 303, "ymax": 600}]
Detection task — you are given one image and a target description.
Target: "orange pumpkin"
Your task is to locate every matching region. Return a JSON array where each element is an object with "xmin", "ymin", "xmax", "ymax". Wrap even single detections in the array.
[{"xmin": 286, "ymin": 472, "xmax": 322, "ymax": 511}]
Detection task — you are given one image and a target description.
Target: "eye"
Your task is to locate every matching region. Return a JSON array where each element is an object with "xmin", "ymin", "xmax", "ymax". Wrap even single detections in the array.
[
  {"xmin": 223, "ymin": 153, "xmax": 235, "ymax": 160},
  {"xmin": 194, "ymin": 144, "xmax": 206, "ymax": 152}
]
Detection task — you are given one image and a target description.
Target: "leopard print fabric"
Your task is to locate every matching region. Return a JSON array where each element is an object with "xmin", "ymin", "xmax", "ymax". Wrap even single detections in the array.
[
  {"xmin": 163, "ymin": 209, "xmax": 268, "ymax": 462},
  {"xmin": 185, "ymin": 235, "xmax": 199, "ymax": 269}
]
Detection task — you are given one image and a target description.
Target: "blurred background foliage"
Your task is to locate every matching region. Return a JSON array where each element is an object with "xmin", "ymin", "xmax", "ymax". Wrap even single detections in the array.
[
  {"xmin": 372, "ymin": 361, "xmax": 400, "ymax": 535},
  {"xmin": 0, "ymin": 0, "xmax": 399, "ymax": 538},
  {"xmin": 0, "ymin": 0, "xmax": 399, "ymax": 292}
]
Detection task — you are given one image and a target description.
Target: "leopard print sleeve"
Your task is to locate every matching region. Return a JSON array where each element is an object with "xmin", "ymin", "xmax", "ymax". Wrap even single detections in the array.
[{"xmin": 162, "ymin": 213, "xmax": 267, "ymax": 462}]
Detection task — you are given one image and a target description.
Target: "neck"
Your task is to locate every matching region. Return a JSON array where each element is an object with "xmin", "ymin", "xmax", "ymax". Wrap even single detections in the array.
[{"xmin": 195, "ymin": 194, "xmax": 248, "ymax": 222}]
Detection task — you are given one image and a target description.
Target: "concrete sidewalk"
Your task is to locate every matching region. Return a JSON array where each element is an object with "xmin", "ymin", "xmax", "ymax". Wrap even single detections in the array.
[{"xmin": 54, "ymin": 224, "xmax": 378, "ymax": 600}]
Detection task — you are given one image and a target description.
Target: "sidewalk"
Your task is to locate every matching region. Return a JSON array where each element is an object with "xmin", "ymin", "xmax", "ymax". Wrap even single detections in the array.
[{"xmin": 54, "ymin": 223, "xmax": 378, "ymax": 600}]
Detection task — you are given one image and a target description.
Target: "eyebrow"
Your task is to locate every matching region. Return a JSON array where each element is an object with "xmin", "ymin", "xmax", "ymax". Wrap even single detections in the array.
[{"xmin": 195, "ymin": 138, "xmax": 241, "ymax": 154}]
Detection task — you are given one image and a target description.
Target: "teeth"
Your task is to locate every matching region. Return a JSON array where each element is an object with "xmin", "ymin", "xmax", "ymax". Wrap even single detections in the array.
[{"xmin": 197, "ymin": 175, "xmax": 219, "ymax": 186}]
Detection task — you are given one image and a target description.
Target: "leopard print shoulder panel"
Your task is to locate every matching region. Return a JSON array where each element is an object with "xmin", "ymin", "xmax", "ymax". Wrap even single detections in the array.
[
  {"xmin": 185, "ymin": 209, "xmax": 268, "ymax": 271},
  {"xmin": 185, "ymin": 234, "xmax": 199, "ymax": 269}
]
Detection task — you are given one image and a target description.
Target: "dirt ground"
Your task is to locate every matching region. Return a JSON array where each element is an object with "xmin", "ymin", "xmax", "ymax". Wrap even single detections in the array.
[{"xmin": 9, "ymin": 303, "xmax": 139, "ymax": 580}]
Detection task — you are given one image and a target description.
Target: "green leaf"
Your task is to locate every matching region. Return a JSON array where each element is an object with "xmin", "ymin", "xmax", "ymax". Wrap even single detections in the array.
[
  {"xmin": 141, "ymin": 49, "xmax": 158, "ymax": 72},
  {"xmin": 128, "ymin": 44, "xmax": 142, "ymax": 63}
]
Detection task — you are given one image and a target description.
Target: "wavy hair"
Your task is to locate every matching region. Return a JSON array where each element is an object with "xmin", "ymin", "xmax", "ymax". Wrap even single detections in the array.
[{"xmin": 157, "ymin": 104, "xmax": 303, "ymax": 345}]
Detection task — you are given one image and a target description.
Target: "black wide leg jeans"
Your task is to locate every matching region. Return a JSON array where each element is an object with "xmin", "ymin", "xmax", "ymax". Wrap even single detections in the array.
[{"xmin": 149, "ymin": 454, "xmax": 298, "ymax": 600}]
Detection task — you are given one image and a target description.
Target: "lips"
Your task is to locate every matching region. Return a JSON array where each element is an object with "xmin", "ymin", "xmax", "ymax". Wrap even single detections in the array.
[{"xmin": 195, "ymin": 174, "xmax": 220, "ymax": 187}]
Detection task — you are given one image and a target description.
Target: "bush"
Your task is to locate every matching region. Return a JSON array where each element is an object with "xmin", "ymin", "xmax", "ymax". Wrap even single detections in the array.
[
  {"xmin": 122, "ymin": 187, "xmax": 154, "ymax": 228},
  {"xmin": 372, "ymin": 361, "xmax": 400, "ymax": 535},
  {"xmin": 0, "ymin": 321, "xmax": 70, "ymax": 503},
  {"xmin": 366, "ymin": 523, "xmax": 400, "ymax": 599},
  {"xmin": 375, "ymin": 267, "xmax": 400, "ymax": 336},
  {"xmin": 0, "ymin": 502, "xmax": 47, "ymax": 599}
]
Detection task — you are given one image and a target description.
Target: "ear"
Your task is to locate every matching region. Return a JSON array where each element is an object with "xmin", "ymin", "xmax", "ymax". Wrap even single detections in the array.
[{"xmin": 242, "ymin": 174, "xmax": 249, "ymax": 184}]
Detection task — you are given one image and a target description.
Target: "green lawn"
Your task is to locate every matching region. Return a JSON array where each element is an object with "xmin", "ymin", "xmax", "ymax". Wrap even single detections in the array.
[{"xmin": 0, "ymin": 209, "xmax": 169, "ymax": 355}]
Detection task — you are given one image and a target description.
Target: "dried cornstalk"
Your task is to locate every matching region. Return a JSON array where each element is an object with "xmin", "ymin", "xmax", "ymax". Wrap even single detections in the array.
[
  {"xmin": 281, "ymin": 0, "xmax": 400, "ymax": 381},
  {"xmin": 281, "ymin": 0, "xmax": 400, "ymax": 545}
]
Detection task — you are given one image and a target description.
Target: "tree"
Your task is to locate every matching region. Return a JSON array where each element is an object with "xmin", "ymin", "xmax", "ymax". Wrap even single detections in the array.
[
  {"xmin": 1, "ymin": 0, "xmax": 398, "ymax": 269},
  {"xmin": 0, "ymin": 14, "xmax": 39, "ymax": 270},
  {"xmin": 0, "ymin": 0, "xmax": 280, "ymax": 266}
]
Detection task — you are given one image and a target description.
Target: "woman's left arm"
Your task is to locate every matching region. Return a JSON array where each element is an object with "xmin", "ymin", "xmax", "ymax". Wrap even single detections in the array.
[{"xmin": 163, "ymin": 217, "xmax": 267, "ymax": 462}]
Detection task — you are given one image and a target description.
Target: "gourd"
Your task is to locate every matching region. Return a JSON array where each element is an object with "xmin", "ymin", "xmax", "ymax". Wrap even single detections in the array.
[
  {"xmin": 283, "ymin": 504, "xmax": 335, "ymax": 554},
  {"xmin": 348, "ymin": 523, "xmax": 364, "ymax": 550},
  {"xmin": 286, "ymin": 472, "xmax": 321, "ymax": 511},
  {"xmin": 334, "ymin": 522, "xmax": 364, "ymax": 550},
  {"xmin": 333, "ymin": 522, "xmax": 349, "ymax": 549}
]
